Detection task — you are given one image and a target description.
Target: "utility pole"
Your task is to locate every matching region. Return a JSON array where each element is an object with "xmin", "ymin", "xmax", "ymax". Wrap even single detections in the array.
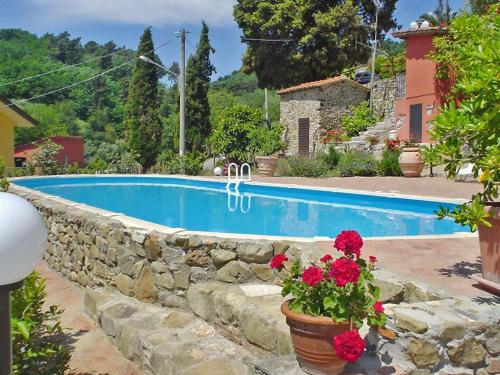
[
  {"xmin": 369, "ymin": 1, "xmax": 381, "ymax": 110},
  {"xmin": 178, "ymin": 29, "xmax": 186, "ymax": 157},
  {"xmin": 264, "ymin": 88, "xmax": 269, "ymax": 127}
]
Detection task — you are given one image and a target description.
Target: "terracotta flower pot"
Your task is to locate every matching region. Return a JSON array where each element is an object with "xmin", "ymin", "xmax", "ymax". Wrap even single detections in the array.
[
  {"xmin": 256, "ymin": 156, "xmax": 279, "ymax": 177},
  {"xmin": 398, "ymin": 147, "xmax": 424, "ymax": 177},
  {"xmin": 477, "ymin": 204, "xmax": 500, "ymax": 289},
  {"xmin": 281, "ymin": 301, "xmax": 350, "ymax": 375}
]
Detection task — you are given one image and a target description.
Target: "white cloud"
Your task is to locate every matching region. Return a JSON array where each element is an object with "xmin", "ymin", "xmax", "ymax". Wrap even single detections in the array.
[{"xmin": 31, "ymin": 0, "xmax": 236, "ymax": 26}]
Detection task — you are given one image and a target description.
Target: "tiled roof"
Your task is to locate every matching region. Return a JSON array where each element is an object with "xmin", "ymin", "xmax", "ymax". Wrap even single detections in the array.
[{"xmin": 277, "ymin": 76, "xmax": 369, "ymax": 95}]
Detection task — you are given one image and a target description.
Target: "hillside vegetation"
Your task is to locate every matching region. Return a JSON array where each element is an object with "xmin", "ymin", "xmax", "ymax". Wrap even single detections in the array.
[{"xmin": 0, "ymin": 29, "xmax": 276, "ymax": 165}]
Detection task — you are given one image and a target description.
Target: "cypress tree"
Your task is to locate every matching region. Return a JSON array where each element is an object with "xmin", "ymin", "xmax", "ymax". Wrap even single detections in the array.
[
  {"xmin": 185, "ymin": 21, "xmax": 216, "ymax": 153},
  {"xmin": 125, "ymin": 27, "xmax": 162, "ymax": 171}
]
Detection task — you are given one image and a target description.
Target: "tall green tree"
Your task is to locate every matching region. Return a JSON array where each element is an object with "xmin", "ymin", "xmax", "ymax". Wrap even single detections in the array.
[
  {"xmin": 234, "ymin": 0, "xmax": 397, "ymax": 89},
  {"xmin": 125, "ymin": 27, "xmax": 163, "ymax": 171},
  {"xmin": 185, "ymin": 21, "xmax": 216, "ymax": 152}
]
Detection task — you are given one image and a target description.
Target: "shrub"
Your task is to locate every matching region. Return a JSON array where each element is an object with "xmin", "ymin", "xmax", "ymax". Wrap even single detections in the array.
[
  {"xmin": 378, "ymin": 149, "xmax": 402, "ymax": 176},
  {"xmin": 252, "ymin": 122, "xmax": 286, "ymax": 156},
  {"xmin": 341, "ymin": 102, "xmax": 379, "ymax": 137},
  {"xmin": 11, "ymin": 272, "xmax": 71, "ymax": 375},
  {"xmin": 0, "ymin": 178, "xmax": 9, "ymax": 192},
  {"xmin": 320, "ymin": 145, "xmax": 341, "ymax": 168},
  {"xmin": 30, "ymin": 140, "xmax": 63, "ymax": 175},
  {"xmin": 152, "ymin": 152, "xmax": 204, "ymax": 176},
  {"xmin": 276, "ymin": 156, "xmax": 329, "ymax": 177},
  {"xmin": 337, "ymin": 151, "xmax": 378, "ymax": 177}
]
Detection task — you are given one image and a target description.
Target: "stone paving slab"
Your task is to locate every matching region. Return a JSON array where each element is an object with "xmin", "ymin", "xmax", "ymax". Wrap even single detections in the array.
[{"xmin": 37, "ymin": 263, "xmax": 143, "ymax": 375}]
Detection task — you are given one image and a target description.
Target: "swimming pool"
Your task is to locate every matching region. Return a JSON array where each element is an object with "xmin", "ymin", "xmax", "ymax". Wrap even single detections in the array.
[{"xmin": 13, "ymin": 176, "xmax": 467, "ymax": 238}]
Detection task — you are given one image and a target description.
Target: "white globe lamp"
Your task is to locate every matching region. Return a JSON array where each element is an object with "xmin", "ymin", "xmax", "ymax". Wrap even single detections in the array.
[
  {"xmin": 0, "ymin": 192, "xmax": 47, "ymax": 375},
  {"xmin": 410, "ymin": 21, "xmax": 419, "ymax": 30},
  {"xmin": 214, "ymin": 166, "xmax": 223, "ymax": 176},
  {"xmin": 420, "ymin": 20, "xmax": 430, "ymax": 29}
]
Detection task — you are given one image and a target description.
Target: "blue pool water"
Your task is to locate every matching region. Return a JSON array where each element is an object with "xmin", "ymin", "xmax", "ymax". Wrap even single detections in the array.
[{"xmin": 13, "ymin": 176, "xmax": 467, "ymax": 238}]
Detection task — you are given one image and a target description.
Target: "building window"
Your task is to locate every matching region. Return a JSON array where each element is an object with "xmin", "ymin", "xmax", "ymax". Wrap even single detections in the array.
[{"xmin": 298, "ymin": 118, "xmax": 310, "ymax": 156}]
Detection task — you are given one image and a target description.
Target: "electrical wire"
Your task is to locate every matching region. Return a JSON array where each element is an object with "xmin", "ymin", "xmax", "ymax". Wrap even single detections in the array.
[
  {"xmin": 0, "ymin": 39, "xmax": 174, "ymax": 109},
  {"xmin": 0, "ymin": 39, "xmax": 156, "ymax": 88}
]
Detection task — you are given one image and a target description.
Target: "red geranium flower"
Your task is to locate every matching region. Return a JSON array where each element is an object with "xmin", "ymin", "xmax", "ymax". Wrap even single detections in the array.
[
  {"xmin": 334, "ymin": 230, "xmax": 363, "ymax": 258},
  {"xmin": 302, "ymin": 266, "xmax": 324, "ymax": 286},
  {"xmin": 333, "ymin": 330, "xmax": 365, "ymax": 362},
  {"xmin": 369, "ymin": 256, "xmax": 377, "ymax": 264},
  {"xmin": 373, "ymin": 301, "xmax": 384, "ymax": 313},
  {"xmin": 328, "ymin": 258, "xmax": 361, "ymax": 287},
  {"xmin": 270, "ymin": 254, "xmax": 288, "ymax": 269},
  {"xmin": 320, "ymin": 254, "xmax": 333, "ymax": 263}
]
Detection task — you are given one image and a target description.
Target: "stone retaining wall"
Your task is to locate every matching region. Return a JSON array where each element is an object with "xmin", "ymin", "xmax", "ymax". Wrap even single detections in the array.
[{"xmin": 10, "ymin": 186, "xmax": 302, "ymax": 308}]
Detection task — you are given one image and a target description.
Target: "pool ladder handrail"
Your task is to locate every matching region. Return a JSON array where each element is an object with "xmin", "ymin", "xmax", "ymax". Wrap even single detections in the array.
[
  {"xmin": 226, "ymin": 163, "xmax": 252, "ymax": 193},
  {"xmin": 227, "ymin": 192, "xmax": 252, "ymax": 213}
]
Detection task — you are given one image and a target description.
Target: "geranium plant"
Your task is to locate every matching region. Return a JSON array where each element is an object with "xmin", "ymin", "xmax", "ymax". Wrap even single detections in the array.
[{"xmin": 271, "ymin": 230, "xmax": 386, "ymax": 363}]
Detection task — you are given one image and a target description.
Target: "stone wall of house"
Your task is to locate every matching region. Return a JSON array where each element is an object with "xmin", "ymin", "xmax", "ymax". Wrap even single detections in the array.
[
  {"xmin": 280, "ymin": 89, "xmax": 321, "ymax": 156},
  {"xmin": 365, "ymin": 77, "xmax": 397, "ymax": 120},
  {"xmin": 280, "ymin": 82, "xmax": 368, "ymax": 156}
]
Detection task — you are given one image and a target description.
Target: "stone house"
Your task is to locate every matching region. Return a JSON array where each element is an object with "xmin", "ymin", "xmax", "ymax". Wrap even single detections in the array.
[{"xmin": 278, "ymin": 77, "xmax": 369, "ymax": 156}]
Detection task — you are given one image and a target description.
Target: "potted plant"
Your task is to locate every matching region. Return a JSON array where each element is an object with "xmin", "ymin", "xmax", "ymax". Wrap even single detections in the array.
[
  {"xmin": 254, "ymin": 122, "xmax": 286, "ymax": 177},
  {"xmin": 430, "ymin": 8, "xmax": 499, "ymax": 292},
  {"xmin": 270, "ymin": 231, "xmax": 386, "ymax": 375},
  {"xmin": 398, "ymin": 139, "xmax": 424, "ymax": 177}
]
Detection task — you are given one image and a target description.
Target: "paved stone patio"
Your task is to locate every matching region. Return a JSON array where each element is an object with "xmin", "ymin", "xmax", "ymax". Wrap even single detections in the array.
[{"xmin": 246, "ymin": 175, "xmax": 482, "ymax": 200}]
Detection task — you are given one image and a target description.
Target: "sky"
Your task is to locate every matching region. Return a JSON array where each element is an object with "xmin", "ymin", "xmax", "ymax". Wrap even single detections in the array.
[{"xmin": 1, "ymin": 0, "xmax": 466, "ymax": 81}]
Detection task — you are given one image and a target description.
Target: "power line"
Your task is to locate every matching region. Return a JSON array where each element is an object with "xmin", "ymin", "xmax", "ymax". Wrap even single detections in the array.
[
  {"xmin": 185, "ymin": 36, "xmax": 197, "ymax": 52},
  {"xmin": 0, "ymin": 40, "xmax": 155, "ymax": 88},
  {"xmin": 0, "ymin": 39, "xmax": 174, "ymax": 109},
  {"xmin": 241, "ymin": 37, "xmax": 293, "ymax": 42}
]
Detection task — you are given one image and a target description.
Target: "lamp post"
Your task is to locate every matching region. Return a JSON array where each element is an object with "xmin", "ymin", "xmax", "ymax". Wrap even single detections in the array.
[{"xmin": 0, "ymin": 193, "xmax": 47, "ymax": 375}]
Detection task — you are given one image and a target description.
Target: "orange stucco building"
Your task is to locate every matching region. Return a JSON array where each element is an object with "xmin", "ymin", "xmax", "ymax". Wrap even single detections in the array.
[{"xmin": 393, "ymin": 27, "xmax": 448, "ymax": 143}]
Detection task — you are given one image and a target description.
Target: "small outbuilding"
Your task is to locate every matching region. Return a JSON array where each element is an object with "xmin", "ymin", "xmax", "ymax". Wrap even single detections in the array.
[
  {"xmin": 278, "ymin": 76, "xmax": 369, "ymax": 156},
  {"xmin": 15, "ymin": 135, "xmax": 85, "ymax": 167}
]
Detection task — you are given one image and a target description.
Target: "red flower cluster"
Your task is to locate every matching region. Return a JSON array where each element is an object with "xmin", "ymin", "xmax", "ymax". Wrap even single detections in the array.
[
  {"xmin": 333, "ymin": 330, "xmax": 365, "ymax": 362},
  {"xmin": 270, "ymin": 254, "xmax": 288, "ymax": 269},
  {"xmin": 320, "ymin": 254, "xmax": 333, "ymax": 263},
  {"xmin": 334, "ymin": 230, "xmax": 363, "ymax": 258},
  {"xmin": 302, "ymin": 266, "xmax": 324, "ymax": 286},
  {"xmin": 328, "ymin": 258, "xmax": 361, "ymax": 287},
  {"xmin": 373, "ymin": 301, "xmax": 384, "ymax": 313},
  {"xmin": 369, "ymin": 256, "xmax": 377, "ymax": 264}
]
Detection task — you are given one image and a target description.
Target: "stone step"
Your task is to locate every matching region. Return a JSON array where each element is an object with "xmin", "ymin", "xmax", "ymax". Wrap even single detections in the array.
[
  {"xmin": 187, "ymin": 281, "xmax": 294, "ymax": 356},
  {"xmin": 85, "ymin": 287, "xmax": 261, "ymax": 375}
]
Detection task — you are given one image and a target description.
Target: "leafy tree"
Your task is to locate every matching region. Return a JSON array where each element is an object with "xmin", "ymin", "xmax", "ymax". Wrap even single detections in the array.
[
  {"xmin": 420, "ymin": 0, "xmax": 456, "ymax": 26},
  {"xmin": 185, "ymin": 21, "xmax": 216, "ymax": 152},
  {"xmin": 468, "ymin": 0, "xmax": 497, "ymax": 14},
  {"xmin": 210, "ymin": 104, "xmax": 280, "ymax": 162},
  {"xmin": 430, "ymin": 7, "xmax": 499, "ymax": 231},
  {"xmin": 234, "ymin": 0, "xmax": 397, "ymax": 89},
  {"xmin": 125, "ymin": 27, "xmax": 163, "ymax": 171}
]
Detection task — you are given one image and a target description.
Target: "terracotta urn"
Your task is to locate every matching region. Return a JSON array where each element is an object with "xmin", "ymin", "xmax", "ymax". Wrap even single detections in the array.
[
  {"xmin": 256, "ymin": 156, "xmax": 279, "ymax": 177},
  {"xmin": 476, "ymin": 204, "xmax": 500, "ymax": 292},
  {"xmin": 398, "ymin": 147, "xmax": 424, "ymax": 177},
  {"xmin": 281, "ymin": 301, "xmax": 350, "ymax": 375}
]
